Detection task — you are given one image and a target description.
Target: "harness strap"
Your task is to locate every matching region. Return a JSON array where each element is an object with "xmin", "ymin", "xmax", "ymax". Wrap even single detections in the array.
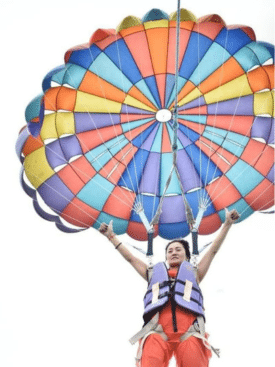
[
  {"xmin": 180, "ymin": 316, "xmax": 220, "ymax": 357},
  {"xmin": 130, "ymin": 313, "xmax": 167, "ymax": 367},
  {"xmin": 129, "ymin": 313, "xmax": 167, "ymax": 345},
  {"xmin": 130, "ymin": 314, "xmax": 220, "ymax": 362}
]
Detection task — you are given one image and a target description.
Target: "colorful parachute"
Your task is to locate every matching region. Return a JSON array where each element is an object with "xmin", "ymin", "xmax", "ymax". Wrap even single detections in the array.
[{"xmin": 16, "ymin": 8, "xmax": 274, "ymax": 240}]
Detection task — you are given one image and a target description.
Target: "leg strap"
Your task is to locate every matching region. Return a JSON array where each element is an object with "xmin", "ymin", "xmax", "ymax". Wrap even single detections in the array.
[
  {"xmin": 129, "ymin": 313, "xmax": 167, "ymax": 345},
  {"xmin": 129, "ymin": 313, "xmax": 168, "ymax": 365},
  {"xmin": 180, "ymin": 316, "xmax": 220, "ymax": 357},
  {"xmin": 130, "ymin": 314, "xmax": 220, "ymax": 364}
]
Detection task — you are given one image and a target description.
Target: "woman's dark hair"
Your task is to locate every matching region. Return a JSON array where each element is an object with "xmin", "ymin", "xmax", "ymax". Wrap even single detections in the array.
[{"xmin": 165, "ymin": 239, "xmax": 191, "ymax": 262}]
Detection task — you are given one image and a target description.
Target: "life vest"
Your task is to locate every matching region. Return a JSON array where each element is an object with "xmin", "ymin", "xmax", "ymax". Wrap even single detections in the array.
[{"xmin": 143, "ymin": 262, "xmax": 205, "ymax": 321}]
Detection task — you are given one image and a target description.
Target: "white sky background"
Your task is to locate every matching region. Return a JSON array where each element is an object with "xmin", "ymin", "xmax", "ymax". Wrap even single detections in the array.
[{"xmin": 0, "ymin": 0, "xmax": 274, "ymax": 366}]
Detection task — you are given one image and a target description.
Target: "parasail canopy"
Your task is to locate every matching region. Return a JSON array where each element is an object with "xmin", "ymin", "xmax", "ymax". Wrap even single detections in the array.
[{"xmin": 16, "ymin": 8, "xmax": 275, "ymax": 241}]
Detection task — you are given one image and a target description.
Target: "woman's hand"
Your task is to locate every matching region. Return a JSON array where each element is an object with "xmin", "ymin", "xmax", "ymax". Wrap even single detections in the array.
[
  {"xmin": 224, "ymin": 208, "xmax": 240, "ymax": 225},
  {"xmin": 99, "ymin": 221, "xmax": 147, "ymax": 280},
  {"xmin": 198, "ymin": 208, "xmax": 240, "ymax": 283},
  {"xmin": 99, "ymin": 220, "xmax": 115, "ymax": 239}
]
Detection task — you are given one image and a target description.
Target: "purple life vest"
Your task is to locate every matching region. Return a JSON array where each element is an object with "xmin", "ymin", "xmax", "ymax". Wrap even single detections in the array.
[{"xmin": 143, "ymin": 262, "xmax": 205, "ymax": 321}]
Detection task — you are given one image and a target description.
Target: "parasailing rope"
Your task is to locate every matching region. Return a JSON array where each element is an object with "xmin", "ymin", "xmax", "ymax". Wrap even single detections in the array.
[
  {"xmin": 132, "ymin": 0, "xmax": 204, "ymax": 269},
  {"xmin": 149, "ymin": 0, "xmax": 202, "ymax": 266}
]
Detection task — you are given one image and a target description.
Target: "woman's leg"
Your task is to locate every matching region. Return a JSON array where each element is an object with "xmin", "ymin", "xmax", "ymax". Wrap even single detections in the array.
[
  {"xmin": 174, "ymin": 336, "xmax": 211, "ymax": 367},
  {"xmin": 140, "ymin": 334, "xmax": 173, "ymax": 367}
]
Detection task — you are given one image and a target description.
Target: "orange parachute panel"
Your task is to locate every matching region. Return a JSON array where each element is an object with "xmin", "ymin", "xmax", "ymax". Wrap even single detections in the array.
[
  {"xmin": 206, "ymin": 176, "xmax": 242, "ymax": 211},
  {"xmin": 206, "ymin": 115, "xmax": 254, "ymax": 136},
  {"xmin": 146, "ymin": 27, "xmax": 169, "ymax": 75},
  {"xmin": 263, "ymin": 65, "xmax": 274, "ymax": 89},
  {"xmin": 79, "ymin": 71, "xmax": 126, "ymax": 103},
  {"xmin": 77, "ymin": 125, "xmax": 123, "ymax": 153},
  {"xmin": 61, "ymin": 197, "xmax": 100, "ymax": 228},
  {"xmin": 70, "ymin": 156, "xmax": 97, "ymax": 183},
  {"xmin": 22, "ymin": 134, "xmax": 44, "ymax": 156},
  {"xmin": 244, "ymin": 178, "xmax": 274, "ymax": 211},
  {"xmin": 123, "ymin": 29, "xmax": 154, "ymax": 78},
  {"xmin": 198, "ymin": 212, "xmax": 222, "ymax": 235},
  {"xmin": 247, "ymin": 67, "xmax": 271, "ymax": 93},
  {"xmin": 199, "ymin": 57, "xmax": 245, "ymax": 95},
  {"xmin": 103, "ymin": 186, "xmax": 136, "ymax": 220},
  {"xmin": 241, "ymin": 139, "xmax": 266, "ymax": 167}
]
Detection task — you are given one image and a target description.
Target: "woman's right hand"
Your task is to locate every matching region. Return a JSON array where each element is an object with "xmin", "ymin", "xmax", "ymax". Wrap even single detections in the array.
[
  {"xmin": 99, "ymin": 220, "xmax": 115, "ymax": 239},
  {"xmin": 99, "ymin": 221, "xmax": 147, "ymax": 280}
]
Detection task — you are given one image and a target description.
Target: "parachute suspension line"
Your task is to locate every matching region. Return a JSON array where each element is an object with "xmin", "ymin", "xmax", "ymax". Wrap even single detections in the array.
[
  {"xmin": 173, "ymin": 1, "xmax": 207, "ymax": 265},
  {"xmin": 201, "ymin": 37, "xmax": 267, "ymax": 209},
  {"xmin": 197, "ymin": 29, "xmax": 271, "ymax": 217},
  {"xmin": 84, "ymin": 43, "xmax": 141, "ymax": 201},
  {"xmin": 113, "ymin": 34, "xmax": 144, "ymax": 206},
  {"xmin": 172, "ymin": 1, "xmax": 200, "ymax": 237},
  {"xmin": 64, "ymin": 45, "xmax": 147, "ymax": 216},
  {"xmin": 21, "ymin": 83, "xmax": 139, "ymax": 231},
  {"xmin": 173, "ymin": 1, "xmax": 202, "ymax": 263},
  {"xmin": 200, "ymin": 28, "xmax": 231, "ymax": 207},
  {"xmin": 39, "ymin": 64, "xmax": 136, "ymax": 210},
  {"xmin": 239, "ymin": 184, "xmax": 275, "ymax": 217},
  {"xmin": 133, "ymin": 201, "xmax": 154, "ymax": 269},
  {"xmin": 196, "ymin": 20, "xmax": 204, "ymax": 214},
  {"xmin": 134, "ymin": 1, "xmax": 184, "ymax": 261},
  {"xmin": 196, "ymin": 38, "xmax": 274, "ymax": 230},
  {"xmin": 152, "ymin": 0, "xmax": 183, "ymax": 226},
  {"xmin": 17, "ymin": 131, "xmax": 125, "ymax": 230},
  {"xmin": 150, "ymin": 164, "xmax": 175, "ymax": 225},
  {"xmin": 114, "ymin": 30, "xmax": 156, "ymax": 263},
  {"xmin": 191, "ymin": 27, "xmax": 210, "ymax": 262},
  {"xmin": 24, "ymin": 95, "xmax": 135, "ymax": 218},
  {"xmin": 200, "ymin": 29, "xmax": 230, "ymax": 206},
  {"xmin": 172, "ymin": 0, "xmax": 181, "ymax": 154},
  {"xmin": 150, "ymin": 1, "xmax": 201, "ymax": 250},
  {"xmin": 21, "ymin": 162, "xmax": 102, "ymax": 229}
]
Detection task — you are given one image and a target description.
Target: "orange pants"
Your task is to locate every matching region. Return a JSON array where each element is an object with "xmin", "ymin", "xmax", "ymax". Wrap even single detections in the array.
[
  {"xmin": 140, "ymin": 301, "xmax": 211, "ymax": 367},
  {"xmin": 140, "ymin": 333, "xmax": 210, "ymax": 367}
]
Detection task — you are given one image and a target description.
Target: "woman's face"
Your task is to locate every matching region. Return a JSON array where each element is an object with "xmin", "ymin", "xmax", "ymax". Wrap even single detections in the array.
[{"xmin": 166, "ymin": 242, "xmax": 187, "ymax": 268}]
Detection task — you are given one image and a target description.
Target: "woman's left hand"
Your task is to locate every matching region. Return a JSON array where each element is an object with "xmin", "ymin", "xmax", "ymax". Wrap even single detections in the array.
[
  {"xmin": 99, "ymin": 220, "xmax": 115, "ymax": 239},
  {"xmin": 225, "ymin": 208, "xmax": 240, "ymax": 225}
]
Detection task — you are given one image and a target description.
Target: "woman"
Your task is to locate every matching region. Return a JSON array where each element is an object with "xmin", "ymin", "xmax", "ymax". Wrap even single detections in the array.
[{"xmin": 99, "ymin": 208, "xmax": 240, "ymax": 367}]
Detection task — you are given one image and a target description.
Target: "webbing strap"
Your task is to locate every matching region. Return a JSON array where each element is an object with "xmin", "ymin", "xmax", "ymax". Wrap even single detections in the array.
[
  {"xmin": 134, "ymin": 202, "xmax": 152, "ymax": 233},
  {"xmin": 174, "ymin": 0, "xmax": 181, "ymax": 111},
  {"xmin": 180, "ymin": 316, "xmax": 220, "ymax": 357},
  {"xmin": 172, "ymin": 0, "xmax": 181, "ymax": 151},
  {"xmin": 150, "ymin": 164, "xmax": 195, "ymax": 230},
  {"xmin": 130, "ymin": 314, "xmax": 220, "ymax": 361},
  {"xmin": 129, "ymin": 313, "xmax": 167, "ymax": 345},
  {"xmin": 147, "ymin": 231, "xmax": 154, "ymax": 257},
  {"xmin": 191, "ymin": 231, "xmax": 199, "ymax": 255},
  {"xmin": 150, "ymin": 1, "xmax": 195, "ymax": 231},
  {"xmin": 181, "ymin": 330, "xmax": 220, "ymax": 357},
  {"xmin": 150, "ymin": 165, "xmax": 175, "ymax": 225}
]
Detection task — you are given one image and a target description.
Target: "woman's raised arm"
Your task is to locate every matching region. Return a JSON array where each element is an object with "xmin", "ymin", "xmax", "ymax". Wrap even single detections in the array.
[
  {"xmin": 197, "ymin": 209, "xmax": 240, "ymax": 283},
  {"xmin": 99, "ymin": 221, "xmax": 148, "ymax": 280}
]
